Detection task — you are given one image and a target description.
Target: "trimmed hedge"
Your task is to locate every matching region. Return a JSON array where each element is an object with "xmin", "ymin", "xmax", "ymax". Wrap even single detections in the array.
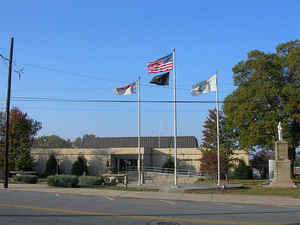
[
  {"xmin": 47, "ymin": 175, "xmax": 79, "ymax": 187},
  {"xmin": 15, "ymin": 175, "xmax": 38, "ymax": 184},
  {"xmin": 79, "ymin": 176, "xmax": 104, "ymax": 187}
]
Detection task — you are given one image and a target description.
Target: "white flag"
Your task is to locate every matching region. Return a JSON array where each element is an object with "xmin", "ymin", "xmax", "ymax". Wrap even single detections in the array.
[
  {"xmin": 114, "ymin": 81, "xmax": 136, "ymax": 95},
  {"xmin": 191, "ymin": 74, "xmax": 217, "ymax": 96}
]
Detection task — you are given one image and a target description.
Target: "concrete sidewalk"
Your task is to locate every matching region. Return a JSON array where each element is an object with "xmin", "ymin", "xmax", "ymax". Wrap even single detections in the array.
[
  {"xmin": 126, "ymin": 183, "xmax": 244, "ymax": 193},
  {"xmin": 1, "ymin": 183, "xmax": 300, "ymax": 207}
]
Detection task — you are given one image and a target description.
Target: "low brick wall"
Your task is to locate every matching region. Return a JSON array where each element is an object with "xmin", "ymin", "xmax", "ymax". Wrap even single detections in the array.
[{"xmin": 144, "ymin": 172, "xmax": 200, "ymax": 184}]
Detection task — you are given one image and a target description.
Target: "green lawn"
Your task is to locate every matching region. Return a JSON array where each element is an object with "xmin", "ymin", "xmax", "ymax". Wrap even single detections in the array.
[
  {"xmin": 185, "ymin": 186, "xmax": 300, "ymax": 198},
  {"xmin": 187, "ymin": 179, "xmax": 300, "ymax": 198},
  {"xmin": 195, "ymin": 178, "xmax": 268, "ymax": 185},
  {"xmin": 3, "ymin": 177, "xmax": 300, "ymax": 197}
]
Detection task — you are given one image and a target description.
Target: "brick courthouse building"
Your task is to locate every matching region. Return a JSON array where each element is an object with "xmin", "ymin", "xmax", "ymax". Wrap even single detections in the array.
[{"xmin": 32, "ymin": 136, "xmax": 248, "ymax": 182}]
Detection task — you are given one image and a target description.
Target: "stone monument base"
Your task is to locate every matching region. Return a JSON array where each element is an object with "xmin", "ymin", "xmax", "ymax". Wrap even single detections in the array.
[
  {"xmin": 269, "ymin": 180, "xmax": 296, "ymax": 188},
  {"xmin": 269, "ymin": 159, "xmax": 296, "ymax": 188}
]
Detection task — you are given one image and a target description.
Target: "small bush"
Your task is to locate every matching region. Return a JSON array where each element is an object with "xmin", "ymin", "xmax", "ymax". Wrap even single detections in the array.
[
  {"xmin": 162, "ymin": 157, "xmax": 175, "ymax": 173},
  {"xmin": 79, "ymin": 176, "xmax": 103, "ymax": 187},
  {"xmin": 47, "ymin": 175, "xmax": 78, "ymax": 187},
  {"xmin": 45, "ymin": 153, "xmax": 58, "ymax": 176},
  {"xmin": 162, "ymin": 157, "xmax": 174, "ymax": 169},
  {"xmin": 232, "ymin": 160, "xmax": 253, "ymax": 179},
  {"xmin": 71, "ymin": 156, "xmax": 87, "ymax": 176},
  {"xmin": 15, "ymin": 175, "xmax": 38, "ymax": 184}
]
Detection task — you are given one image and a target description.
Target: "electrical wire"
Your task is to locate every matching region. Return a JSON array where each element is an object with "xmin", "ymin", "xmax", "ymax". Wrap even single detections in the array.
[
  {"xmin": 1, "ymin": 52, "xmax": 237, "ymax": 98},
  {"xmin": 21, "ymin": 62, "xmax": 234, "ymax": 91},
  {"xmin": 11, "ymin": 96, "xmax": 234, "ymax": 103}
]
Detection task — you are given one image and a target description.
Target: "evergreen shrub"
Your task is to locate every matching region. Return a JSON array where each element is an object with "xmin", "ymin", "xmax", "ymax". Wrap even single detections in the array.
[
  {"xmin": 45, "ymin": 153, "xmax": 58, "ymax": 176},
  {"xmin": 162, "ymin": 157, "xmax": 174, "ymax": 171},
  {"xmin": 15, "ymin": 146, "xmax": 34, "ymax": 171},
  {"xmin": 232, "ymin": 160, "xmax": 253, "ymax": 179},
  {"xmin": 71, "ymin": 156, "xmax": 87, "ymax": 176},
  {"xmin": 47, "ymin": 175, "xmax": 78, "ymax": 187},
  {"xmin": 79, "ymin": 176, "xmax": 103, "ymax": 187},
  {"xmin": 15, "ymin": 175, "xmax": 38, "ymax": 184}
]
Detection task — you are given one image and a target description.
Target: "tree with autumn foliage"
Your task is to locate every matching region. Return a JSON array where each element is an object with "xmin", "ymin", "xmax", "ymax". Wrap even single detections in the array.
[
  {"xmin": 200, "ymin": 109, "xmax": 236, "ymax": 179},
  {"xmin": 200, "ymin": 149, "xmax": 230, "ymax": 179},
  {"xmin": 223, "ymin": 40, "xmax": 300, "ymax": 164},
  {"xmin": 0, "ymin": 107, "xmax": 42, "ymax": 171}
]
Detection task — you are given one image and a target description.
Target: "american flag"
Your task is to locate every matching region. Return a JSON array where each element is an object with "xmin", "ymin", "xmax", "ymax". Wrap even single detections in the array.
[{"xmin": 147, "ymin": 53, "xmax": 173, "ymax": 74}]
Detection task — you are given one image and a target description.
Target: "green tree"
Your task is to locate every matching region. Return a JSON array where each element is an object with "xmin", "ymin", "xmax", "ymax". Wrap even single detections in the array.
[
  {"xmin": 33, "ymin": 135, "xmax": 72, "ymax": 148},
  {"xmin": 15, "ymin": 144, "xmax": 34, "ymax": 171},
  {"xmin": 81, "ymin": 134, "xmax": 98, "ymax": 148},
  {"xmin": 0, "ymin": 107, "xmax": 42, "ymax": 171},
  {"xmin": 223, "ymin": 40, "xmax": 300, "ymax": 159},
  {"xmin": 73, "ymin": 134, "xmax": 99, "ymax": 148},
  {"xmin": 73, "ymin": 137, "xmax": 82, "ymax": 148},
  {"xmin": 232, "ymin": 160, "xmax": 253, "ymax": 179},
  {"xmin": 45, "ymin": 153, "xmax": 58, "ymax": 176},
  {"xmin": 71, "ymin": 155, "xmax": 87, "ymax": 176}
]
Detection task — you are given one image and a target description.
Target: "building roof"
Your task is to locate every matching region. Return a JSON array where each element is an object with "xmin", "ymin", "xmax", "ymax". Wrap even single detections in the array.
[{"xmin": 88, "ymin": 136, "xmax": 198, "ymax": 148}]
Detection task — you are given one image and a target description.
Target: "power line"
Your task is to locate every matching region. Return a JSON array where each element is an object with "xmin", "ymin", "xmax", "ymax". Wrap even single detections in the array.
[
  {"xmin": 22, "ymin": 62, "xmax": 234, "ymax": 91},
  {"xmin": 23, "ymin": 63, "xmax": 127, "ymax": 84},
  {"xmin": 2, "ymin": 52, "xmax": 236, "ymax": 94},
  {"xmin": 11, "ymin": 96, "xmax": 234, "ymax": 103},
  {"xmin": 0, "ymin": 105, "xmax": 211, "ymax": 113},
  {"xmin": 22, "ymin": 62, "xmax": 194, "ymax": 91},
  {"xmin": 0, "ymin": 53, "xmax": 24, "ymax": 79}
]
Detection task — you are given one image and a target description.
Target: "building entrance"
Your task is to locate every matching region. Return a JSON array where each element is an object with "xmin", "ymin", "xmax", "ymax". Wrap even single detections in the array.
[
  {"xmin": 111, "ymin": 154, "xmax": 138, "ymax": 173},
  {"xmin": 119, "ymin": 159, "xmax": 137, "ymax": 172}
]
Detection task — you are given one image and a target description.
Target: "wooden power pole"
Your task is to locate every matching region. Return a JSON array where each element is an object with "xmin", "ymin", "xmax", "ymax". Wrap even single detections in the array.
[{"xmin": 4, "ymin": 37, "xmax": 14, "ymax": 188}]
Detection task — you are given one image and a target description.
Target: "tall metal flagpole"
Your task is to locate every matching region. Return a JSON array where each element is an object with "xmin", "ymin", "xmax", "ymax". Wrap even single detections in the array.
[
  {"xmin": 172, "ymin": 48, "xmax": 177, "ymax": 187},
  {"xmin": 216, "ymin": 71, "xmax": 221, "ymax": 186},
  {"xmin": 137, "ymin": 76, "xmax": 141, "ymax": 185},
  {"xmin": 4, "ymin": 37, "xmax": 14, "ymax": 189}
]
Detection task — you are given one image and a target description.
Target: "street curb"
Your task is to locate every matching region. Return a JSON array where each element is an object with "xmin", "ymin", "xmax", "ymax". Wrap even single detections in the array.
[{"xmin": 1, "ymin": 184, "xmax": 300, "ymax": 207}]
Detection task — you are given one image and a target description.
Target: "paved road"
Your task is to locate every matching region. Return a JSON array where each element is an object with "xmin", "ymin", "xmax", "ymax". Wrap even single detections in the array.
[
  {"xmin": 3, "ymin": 184, "xmax": 300, "ymax": 206},
  {"xmin": 1, "ymin": 190, "xmax": 300, "ymax": 225}
]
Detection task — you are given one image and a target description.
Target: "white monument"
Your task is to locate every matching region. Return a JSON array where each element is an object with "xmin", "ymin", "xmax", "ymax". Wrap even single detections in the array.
[
  {"xmin": 278, "ymin": 122, "xmax": 283, "ymax": 141},
  {"xmin": 269, "ymin": 122, "xmax": 295, "ymax": 187}
]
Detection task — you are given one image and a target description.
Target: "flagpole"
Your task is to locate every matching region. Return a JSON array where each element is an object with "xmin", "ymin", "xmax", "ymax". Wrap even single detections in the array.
[
  {"xmin": 216, "ymin": 70, "xmax": 221, "ymax": 186},
  {"xmin": 137, "ymin": 76, "xmax": 141, "ymax": 186},
  {"xmin": 172, "ymin": 48, "xmax": 177, "ymax": 187}
]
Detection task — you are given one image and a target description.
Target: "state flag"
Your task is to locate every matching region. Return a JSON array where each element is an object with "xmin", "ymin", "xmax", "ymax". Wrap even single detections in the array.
[
  {"xmin": 114, "ymin": 81, "xmax": 136, "ymax": 95},
  {"xmin": 191, "ymin": 74, "xmax": 217, "ymax": 96}
]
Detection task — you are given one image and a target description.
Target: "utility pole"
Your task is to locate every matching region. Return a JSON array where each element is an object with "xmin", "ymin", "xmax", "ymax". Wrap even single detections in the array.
[{"xmin": 4, "ymin": 37, "xmax": 14, "ymax": 188}]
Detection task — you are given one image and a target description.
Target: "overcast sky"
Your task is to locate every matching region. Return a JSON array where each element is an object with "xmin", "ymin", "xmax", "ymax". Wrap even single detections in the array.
[{"xmin": 0, "ymin": 1, "xmax": 299, "ymax": 143}]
